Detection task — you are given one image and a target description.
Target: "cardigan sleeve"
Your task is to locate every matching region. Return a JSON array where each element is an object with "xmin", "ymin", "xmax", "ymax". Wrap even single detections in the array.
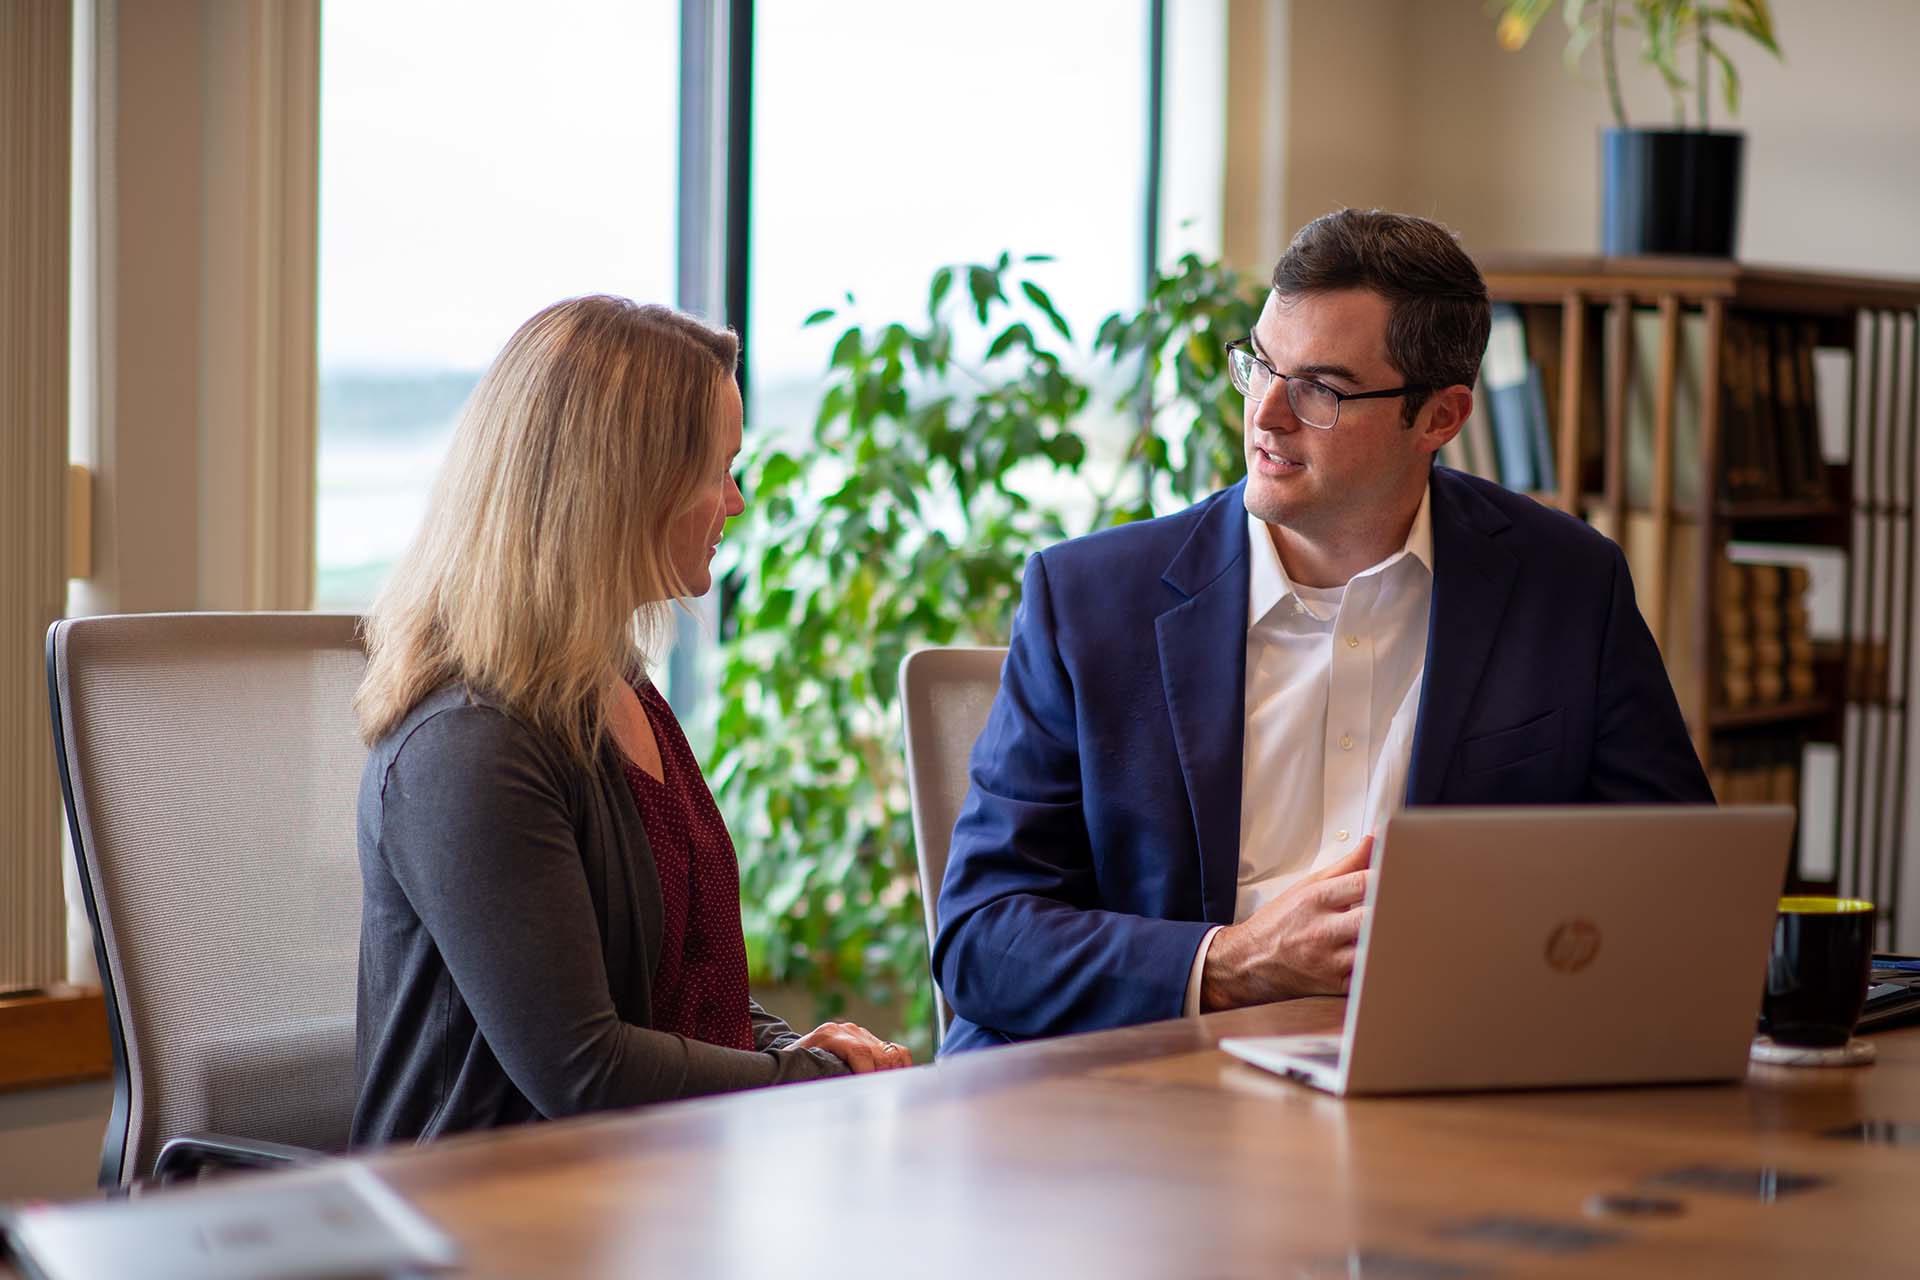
[
  {"xmin": 372, "ymin": 703, "xmax": 846, "ymax": 1118},
  {"xmin": 747, "ymin": 998, "xmax": 805, "ymax": 1052}
]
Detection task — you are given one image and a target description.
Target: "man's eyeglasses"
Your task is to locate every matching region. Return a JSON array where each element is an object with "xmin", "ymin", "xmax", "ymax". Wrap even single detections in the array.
[{"xmin": 1225, "ymin": 339, "xmax": 1424, "ymax": 431}]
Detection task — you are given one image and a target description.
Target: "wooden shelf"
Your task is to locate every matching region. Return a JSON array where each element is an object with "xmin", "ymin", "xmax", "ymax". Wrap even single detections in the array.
[
  {"xmin": 1477, "ymin": 253, "xmax": 1920, "ymax": 315},
  {"xmin": 0, "ymin": 986, "xmax": 110, "ymax": 1093},
  {"xmin": 1709, "ymin": 698, "xmax": 1836, "ymax": 732},
  {"xmin": 1480, "ymin": 258, "xmax": 1919, "ymax": 939},
  {"xmin": 1718, "ymin": 499, "xmax": 1846, "ymax": 521}
]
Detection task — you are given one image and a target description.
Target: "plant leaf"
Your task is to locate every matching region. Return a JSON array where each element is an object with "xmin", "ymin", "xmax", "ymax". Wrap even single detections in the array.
[
  {"xmin": 1706, "ymin": 38, "xmax": 1741, "ymax": 115},
  {"xmin": 1020, "ymin": 281, "xmax": 1074, "ymax": 343},
  {"xmin": 966, "ymin": 266, "xmax": 998, "ymax": 325},
  {"xmin": 830, "ymin": 327, "xmax": 863, "ymax": 371}
]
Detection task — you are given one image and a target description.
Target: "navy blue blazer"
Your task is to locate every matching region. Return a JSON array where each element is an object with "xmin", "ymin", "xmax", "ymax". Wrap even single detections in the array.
[{"xmin": 932, "ymin": 467, "xmax": 1713, "ymax": 1054}]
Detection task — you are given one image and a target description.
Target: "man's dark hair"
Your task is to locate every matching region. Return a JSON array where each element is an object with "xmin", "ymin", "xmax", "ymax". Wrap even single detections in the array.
[{"xmin": 1270, "ymin": 209, "xmax": 1491, "ymax": 426}]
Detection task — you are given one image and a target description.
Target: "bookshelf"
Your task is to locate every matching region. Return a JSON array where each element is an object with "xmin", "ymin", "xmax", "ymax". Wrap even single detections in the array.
[{"xmin": 1472, "ymin": 255, "xmax": 1920, "ymax": 946}]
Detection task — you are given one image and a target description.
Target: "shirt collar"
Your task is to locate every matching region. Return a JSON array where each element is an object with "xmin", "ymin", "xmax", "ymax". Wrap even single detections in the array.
[{"xmin": 1246, "ymin": 481, "xmax": 1435, "ymax": 632}]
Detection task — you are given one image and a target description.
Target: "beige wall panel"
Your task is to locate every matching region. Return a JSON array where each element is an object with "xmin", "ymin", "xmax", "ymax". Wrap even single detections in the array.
[
  {"xmin": 1280, "ymin": 0, "xmax": 1414, "ymax": 241},
  {"xmin": 1402, "ymin": 0, "xmax": 1920, "ymax": 272},
  {"xmin": 198, "ymin": 0, "xmax": 320, "ymax": 612},
  {"xmin": 1, "ymin": 0, "xmax": 74, "ymax": 993},
  {"xmin": 1223, "ymin": 0, "xmax": 1289, "ymax": 276},
  {"xmin": 0, "ymin": 1080, "xmax": 112, "ymax": 1200},
  {"xmin": 97, "ymin": 0, "xmax": 203, "ymax": 612}
]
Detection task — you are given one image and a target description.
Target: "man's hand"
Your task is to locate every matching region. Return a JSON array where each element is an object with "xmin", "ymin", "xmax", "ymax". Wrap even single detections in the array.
[
  {"xmin": 1200, "ymin": 836, "xmax": 1373, "ymax": 1011},
  {"xmin": 785, "ymin": 1022, "xmax": 913, "ymax": 1073}
]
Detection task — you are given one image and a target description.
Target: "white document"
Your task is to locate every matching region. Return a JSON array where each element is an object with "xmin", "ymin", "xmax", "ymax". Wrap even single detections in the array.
[{"xmin": 3, "ymin": 1162, "xmax": 458, "ymax": 1280}]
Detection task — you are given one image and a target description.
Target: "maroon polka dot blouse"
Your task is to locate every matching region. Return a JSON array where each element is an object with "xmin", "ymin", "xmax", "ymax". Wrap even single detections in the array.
[{"xmin": 620, "ymin": 681, "xmax": 753, "ymax": 1053}]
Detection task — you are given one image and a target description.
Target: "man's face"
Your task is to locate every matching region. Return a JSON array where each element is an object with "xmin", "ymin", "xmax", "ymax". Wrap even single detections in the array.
[{"xmin": 1241, "ymin": 288, "xmax": 1433, "ymax": 544}]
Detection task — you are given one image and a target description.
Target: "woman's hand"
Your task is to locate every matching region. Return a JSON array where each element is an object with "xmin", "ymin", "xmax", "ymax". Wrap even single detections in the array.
[{"xmin": 787, "ymin": 1022, "xmax": 913, "ymax": 1073}]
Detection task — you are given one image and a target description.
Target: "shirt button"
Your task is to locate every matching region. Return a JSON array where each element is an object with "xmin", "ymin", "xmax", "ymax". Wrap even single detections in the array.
[
  {"xmin": 1336, "ymin": 828, "xmax": 1350, "ymax": 842},
  {"xmin": 1338, "ymin": 733, "xmax": 1354, "ymax": 750},
  {"xmin": 1346, "ymin": 635, "xmax": 1360, "ymax": 648}
]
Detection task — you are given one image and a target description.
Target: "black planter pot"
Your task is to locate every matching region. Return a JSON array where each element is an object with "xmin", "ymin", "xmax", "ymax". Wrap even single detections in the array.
[{"xmin": 1600, "ymin": 128, "xmax": 1745, "ymax": 258}]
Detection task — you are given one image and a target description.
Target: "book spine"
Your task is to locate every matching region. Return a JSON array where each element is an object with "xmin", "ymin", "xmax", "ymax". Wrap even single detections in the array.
[{"xmin": 1484, "ymin": 304, "xmax": 1536, "ymax": 492}]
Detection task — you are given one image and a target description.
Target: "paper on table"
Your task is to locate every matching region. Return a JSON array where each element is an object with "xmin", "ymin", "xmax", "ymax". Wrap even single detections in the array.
[{"xmin": 1, "ymin": 1162, "xmax": 457, "ymax": 1280}]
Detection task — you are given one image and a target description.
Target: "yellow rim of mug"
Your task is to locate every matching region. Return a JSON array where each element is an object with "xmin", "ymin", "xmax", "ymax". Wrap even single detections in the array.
[{"xmin": 1778, "ymin": 895, "xmax": 1875, "ymax": 915}]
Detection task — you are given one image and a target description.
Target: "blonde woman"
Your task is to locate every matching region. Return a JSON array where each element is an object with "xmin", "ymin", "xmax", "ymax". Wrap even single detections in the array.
[{"xmin": 350, "ymin": 296, "xmax": 908, "ymax": 1148}]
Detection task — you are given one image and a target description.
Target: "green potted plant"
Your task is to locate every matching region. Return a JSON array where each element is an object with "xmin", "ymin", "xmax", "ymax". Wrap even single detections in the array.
[
  {"xmin": 1494, "ymin": 0, "xmax": 1782, "ymax": 257},
  {"xmin": 708, "ymin": 253, "xmax": 1262, "ymax": 1051}
]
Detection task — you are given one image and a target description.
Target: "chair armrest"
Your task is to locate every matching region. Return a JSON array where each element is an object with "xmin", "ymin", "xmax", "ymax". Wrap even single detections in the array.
[{"xmin": 151, "ymin": 1132, "xmax": 326, "ymax": 1184}]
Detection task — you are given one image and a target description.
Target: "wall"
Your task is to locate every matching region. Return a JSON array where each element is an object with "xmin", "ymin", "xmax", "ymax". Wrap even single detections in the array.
[
  {"xmin": 1237, "ymin": 0, "xmax": 1920, "ymax": 273},
  {"xmin": 82, "ymin": 0, "xmax": 203, "ymax": 618},
  {"xmin": 1400, "ymin": 0, "xmax": 1920, "ymax": 270},
  {"xmin": 0, "ymin": 1082, "xmax": 112, "ymax": 1202},
  {"xmin": 1280, "ymin": 0, "xmax": 1415, "ymax": 237},
  {"xmin": 75, "ymin": 0, "xmax": 317, "ymax": 621}
]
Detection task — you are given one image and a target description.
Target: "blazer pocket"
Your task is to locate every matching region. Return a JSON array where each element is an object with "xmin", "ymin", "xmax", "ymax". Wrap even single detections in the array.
[{"xmin": 1461, "ymin": 709, "xmax": 1564, "ymax": 775}]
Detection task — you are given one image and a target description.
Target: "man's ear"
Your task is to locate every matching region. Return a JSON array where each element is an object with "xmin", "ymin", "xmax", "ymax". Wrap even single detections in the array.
[{"xmin": 1414, "ymin": 384, "xmax": 1473, "ymax": 456}]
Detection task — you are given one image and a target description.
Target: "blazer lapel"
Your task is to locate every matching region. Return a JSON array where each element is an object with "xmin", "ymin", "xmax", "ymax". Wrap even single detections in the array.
[
  {"xmin": 1406, "ymin": 472, "xmax": 1519, "ymax": 805},
  {"xmin": 1156, "ymin": 482, "xmax": 1251, "ymax": 925}
]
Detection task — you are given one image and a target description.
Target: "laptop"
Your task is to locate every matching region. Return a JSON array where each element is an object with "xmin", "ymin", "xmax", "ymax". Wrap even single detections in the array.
[{"xmin": 1221, "ymin": 805, "xmax": 1796, "ymax": 1096}]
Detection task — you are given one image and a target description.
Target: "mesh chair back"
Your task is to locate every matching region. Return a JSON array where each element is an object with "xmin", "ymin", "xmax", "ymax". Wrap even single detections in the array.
[
  {"xmin": 47, "ymin": 613, "xmax": 369, "ymax": 1187},
  {"xmin": 897, "ymin": 646, "xmax": 1005, "ymax": 1045}
]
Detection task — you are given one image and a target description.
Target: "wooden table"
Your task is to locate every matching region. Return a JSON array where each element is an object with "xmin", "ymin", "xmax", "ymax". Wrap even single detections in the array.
[
  {"xmin": 346, "ymin": 1000, "xmax": 1920, "ymax": 1278},
  {"xmin": 8, "ymin": 1002, "xmax": 1914, "ymax": 1278}
]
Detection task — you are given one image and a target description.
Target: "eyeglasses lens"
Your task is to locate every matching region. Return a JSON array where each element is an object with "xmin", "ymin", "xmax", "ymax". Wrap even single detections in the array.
[{"xmin": 1286, "ymin": 379, "xmax": 1338, "ymax": 429}]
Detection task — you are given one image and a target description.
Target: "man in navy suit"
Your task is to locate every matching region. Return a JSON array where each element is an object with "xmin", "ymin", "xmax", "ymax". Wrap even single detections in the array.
[{"xmin": 933, "ymin": 209, "xmax": 1713, "ymax": 1054}]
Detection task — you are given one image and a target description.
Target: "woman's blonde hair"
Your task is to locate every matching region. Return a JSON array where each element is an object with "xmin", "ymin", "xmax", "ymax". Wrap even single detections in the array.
[{"xmin": 355, "ymin": 295, "xmax": 738, "ymax": 763}]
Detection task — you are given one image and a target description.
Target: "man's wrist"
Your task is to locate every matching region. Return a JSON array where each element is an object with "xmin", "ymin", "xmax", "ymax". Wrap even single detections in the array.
[
  {"xmin": 1184, "ymin": 926, "xmax": 1222, "ymax": 1016},
  {"xmin": 1200, "ymin": 923, "xmax": 1247, "ymax": 1012}
]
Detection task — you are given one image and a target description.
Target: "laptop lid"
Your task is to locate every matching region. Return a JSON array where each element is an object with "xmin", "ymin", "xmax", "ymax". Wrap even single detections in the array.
[{"xmin": 1334, "ymin": 804, "xmax": 1794, "ymax": 1095}]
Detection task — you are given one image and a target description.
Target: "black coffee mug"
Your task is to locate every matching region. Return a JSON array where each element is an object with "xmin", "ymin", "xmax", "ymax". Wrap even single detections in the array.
[{"xmin": 1760, "ymin": 896, "xmax": 1875, "ymax": 1048}]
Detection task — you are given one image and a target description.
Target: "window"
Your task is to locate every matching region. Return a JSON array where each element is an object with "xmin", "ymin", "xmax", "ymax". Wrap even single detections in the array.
[
  {"xmin": 746, "ymin": 0, "xmax": 1153, "ymax": 445},
  {"xmin": 316, "ymin": 1, "xmax": 681, "ymax": 609}
]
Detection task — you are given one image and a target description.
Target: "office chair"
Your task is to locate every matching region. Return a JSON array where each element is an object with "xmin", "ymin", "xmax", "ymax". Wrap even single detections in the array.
[
  {"xmin": 46, "ymin": 613, "xmax": 369, "ymax": 1188},
  {"xmin": 897, "ymin": 646, "xmax": 1005, "ymax": 1049}
]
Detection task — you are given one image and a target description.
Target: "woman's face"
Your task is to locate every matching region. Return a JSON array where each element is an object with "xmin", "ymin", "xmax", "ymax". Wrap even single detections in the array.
[{"xmin": 665, "ymin": 376, "xmax": 745, "ymax": 598}]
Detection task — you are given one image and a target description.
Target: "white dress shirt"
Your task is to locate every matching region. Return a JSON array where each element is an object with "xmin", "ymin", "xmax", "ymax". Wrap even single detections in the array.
[{"xmin": 1182, "ymin": 486, "xmax": 1435, "ymax": 1012}]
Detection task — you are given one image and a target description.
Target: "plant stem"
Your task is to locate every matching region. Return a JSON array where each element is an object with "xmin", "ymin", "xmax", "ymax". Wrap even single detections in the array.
[
  {"xmin": 1697, "ymin": 22, "xmax": 1709, "ymax": 130},
  {"xmin": 1601, "ymin": 0, "xmax": 1627, "ymax": 128}
]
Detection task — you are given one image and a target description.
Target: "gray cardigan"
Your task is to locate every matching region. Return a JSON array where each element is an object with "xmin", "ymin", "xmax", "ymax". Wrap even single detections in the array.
[{"xmin": 350, "ymin": 683, "xmax": 845, "ymax": 1148}]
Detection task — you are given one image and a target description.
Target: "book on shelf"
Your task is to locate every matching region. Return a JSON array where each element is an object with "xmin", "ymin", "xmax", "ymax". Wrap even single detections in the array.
[
  {"xmin": 1611, "ymin": 307, "xmax": 1708, "ymax": 512},
  {"xmin": 1584, "ymin": 508, "xmax": 1702, "ymax": 716},
  {"xmin": 1585, "ymin": 311, "xmax": 1838, "ymax": 714},
  {"xmin": 1783, "ymin": 319, "xmax": 1832, "ymax": 500},
  {"xmin": 1455, "ymin": 386, "xmax": 1498, "ymax": 480},
  {"xmin": 1449, "ymin": 301, "xmax": 1602, "ymax": 497},
  {"xmin": 1521, "ymin": 307, "xmax": 1560, "ymax": 488},
  {"xmin": 1843, "ymin": 637, "xmax": 1893, "ymax": 702},
  {"xmin": 1716, "ymin": 316, "xmax": 1831, "ymax": 505},
  {"xmin": 1583, "ymin": 533, "xmax": 1823, "ymax": 726},
  {"xmin": 1482, "ymin": 302, "xmax": 1537, "ymax": 491},
  {"xmin": 1762, "ymin": 321, "xmax": 1809, "ymax": 500},
  {"xmin": 1719, "ymin": 315, "xmax": 1765, "ymax": 501},
  {"xmin": 1523, "ymin": 362, "xmax": 1555, "ymax": 488},
  {"xmin": 1748, "ymin": 316, "xmax": 1791, "ymax": 500},
  {"xmin": 1706, "ymin": 732, "xmax": 1804, "ymax": 810},
  {"xmin": 1715, "ymin": 561, "xmax": 1816, "ymax": 713}
]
